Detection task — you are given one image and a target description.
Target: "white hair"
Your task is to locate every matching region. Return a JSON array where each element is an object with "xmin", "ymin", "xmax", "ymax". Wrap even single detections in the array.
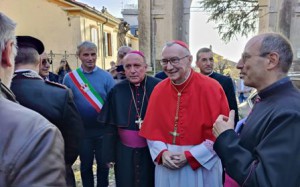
[{"xmin": 0, "ymin": 12, "xmax": 17, "ymax": 61}]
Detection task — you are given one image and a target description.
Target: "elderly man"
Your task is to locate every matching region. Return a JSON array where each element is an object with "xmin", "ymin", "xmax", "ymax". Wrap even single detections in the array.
[
  {"xmin": 98, "ymin": 51, "xmax": 160, "ymax": 187},
  {"xmin": 0, "ymin": 12, "xmax": 66, "ymax": 186},
  {"xmin": 139, "ymin": 40, "xmax": 229, "ymax": 187},
  {"xmin": 11, "ymin": 36, "xmax": 84, "ymax": 187},
  {"xmin": 196, "ymin": 47, "xmax": 239, "ymax": 125},
  {"xmin": 213, "ymin": 33, "xmax": 300, "ymax": 187},
  {"xmin": 63, "ymin": 41, "xmax": 115, "ymax": 187}
]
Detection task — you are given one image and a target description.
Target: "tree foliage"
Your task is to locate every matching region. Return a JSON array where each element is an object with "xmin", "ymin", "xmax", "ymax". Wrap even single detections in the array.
[
  {"xmin": 199, "ymin": 0, "xmax": 259, "ymax": 42},
  {"xmin": 214, "ymin": 60, "xmax": 228, "ymax": 75}
]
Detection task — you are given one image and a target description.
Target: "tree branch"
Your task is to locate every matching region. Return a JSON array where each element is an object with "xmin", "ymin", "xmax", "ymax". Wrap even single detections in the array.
[{"xmin": 199, "ymin": 0, "xmax": 259, "ymax": 42}]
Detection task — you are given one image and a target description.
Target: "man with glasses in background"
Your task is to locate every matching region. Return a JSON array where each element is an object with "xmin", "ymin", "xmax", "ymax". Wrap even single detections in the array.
[
  {"xmin": 39, "ymin": 52, "xmax": 59, "ymax": 82},
  {"xmin": 140, "ymin": 40, "xmax": 229, "ymax": 187},
  {"xmin": 213, "ymin": 33, "xmax": 300, "ymax": 186},
  {"xmin": 110, "ymin": 46, "xmax": 132, "ymax": 82}
]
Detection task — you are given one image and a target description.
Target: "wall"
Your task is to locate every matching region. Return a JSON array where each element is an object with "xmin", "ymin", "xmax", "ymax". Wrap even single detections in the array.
[
  {"xmin": 0, "ymin": 0, "xmax": 80, "ymax": 71},
  {"xmin": 0, "ymin": 0, "xmax": 138, "ymax": 71}
]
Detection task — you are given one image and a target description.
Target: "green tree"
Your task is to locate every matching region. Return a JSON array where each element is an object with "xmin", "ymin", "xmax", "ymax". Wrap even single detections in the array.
[
  {"xmin": 214, "ymin": 59, "xmax": 228, "ymax": 75},
  {"xmin": 199, "ymin": 0, "xmax": 259, "ymax": 42}
]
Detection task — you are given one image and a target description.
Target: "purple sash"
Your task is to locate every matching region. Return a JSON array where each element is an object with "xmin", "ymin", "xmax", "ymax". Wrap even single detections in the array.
[
  {"xmin": 224, "ymin": 173, "xmax": 239, "ymax": 187},
  {"xmin": 118, "ymin": 128, "xmax": 147, "ymax": 148}
]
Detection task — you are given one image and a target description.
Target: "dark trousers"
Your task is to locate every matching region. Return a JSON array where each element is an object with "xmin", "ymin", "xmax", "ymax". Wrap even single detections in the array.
[
  {"xmin": 66, "ymin": 164, "xmax": 76, "ymax": 187},
  {"xmin": 79, "ymin": 136, "xmax": 109, "ymax": 187}
]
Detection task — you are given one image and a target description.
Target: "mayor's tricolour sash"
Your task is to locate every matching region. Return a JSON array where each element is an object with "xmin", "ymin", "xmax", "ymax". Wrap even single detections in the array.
[{"xmin": 69, "ymin": 68, "xmax": 104, "ymax": 112}]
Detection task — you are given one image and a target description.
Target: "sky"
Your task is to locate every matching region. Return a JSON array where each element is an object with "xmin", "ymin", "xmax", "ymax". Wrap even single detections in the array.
[
  {"xmin": 77, "ymin": 0, "xmax": 133, "ymax": 18},
  {"xmin": 78, "ymin": 0, "xmax": 255, "ymax": 63}
]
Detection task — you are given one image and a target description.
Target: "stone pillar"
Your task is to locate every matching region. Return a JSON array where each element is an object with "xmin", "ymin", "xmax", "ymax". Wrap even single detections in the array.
[
  {"xmin": 183, "ymin": 0, "xmax": 192, "ymax": 44},
  {"xmin": 278, "ymin": 0, "xmax": 292, "ymax": 38},
  {"xmin": 138, "ymin": 0, "xmax": 192, "ymax": 74},
  {"xmin": 138, "ymin": 1, "xmax": 151, "ymax": 68},
  {"xmin": 286, "ymin": 0, "xmax": 300, "ymax": 73},
  {"xmin": 290, "ymin": 0, "xmax": 300, "ymax": 73}
]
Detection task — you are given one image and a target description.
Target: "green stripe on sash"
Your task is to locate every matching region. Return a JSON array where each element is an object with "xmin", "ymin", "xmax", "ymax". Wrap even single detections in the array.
[{"xmin": 76, "ymin": 68, "xmax": 104, "ymax": 105}]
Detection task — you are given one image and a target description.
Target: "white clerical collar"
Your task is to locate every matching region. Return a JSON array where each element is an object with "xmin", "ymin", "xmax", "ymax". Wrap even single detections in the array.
[{"xmin": 207, "ymin": 71, "xmax": 214, "ymax": 76}]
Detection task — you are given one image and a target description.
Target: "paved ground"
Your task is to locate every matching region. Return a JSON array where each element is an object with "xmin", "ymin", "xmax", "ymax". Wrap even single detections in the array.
[{"xmin": 73, "ymin": 159, "xmax": 116, "ymax": 187}]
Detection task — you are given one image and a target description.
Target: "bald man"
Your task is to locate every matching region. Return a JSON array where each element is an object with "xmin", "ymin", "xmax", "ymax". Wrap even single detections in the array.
[{"xmin": 98, "ymin": 50, "xmax": 160, "ymax": 187}]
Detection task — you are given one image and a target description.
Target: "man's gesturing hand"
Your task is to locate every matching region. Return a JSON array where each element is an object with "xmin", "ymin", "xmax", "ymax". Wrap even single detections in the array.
[{"xmin": 212, "ymin": 110, "xmax": 235, "ymax": 138}]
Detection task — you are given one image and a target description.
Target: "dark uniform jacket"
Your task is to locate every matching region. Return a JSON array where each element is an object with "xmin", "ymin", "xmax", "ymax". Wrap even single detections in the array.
[
  {"xmin": 11, "ymin": 70, "xmax": 84, "ymax": 165},
  {"xmin": 49, "ymin": 71, "xmax": 59, "ymax": 82},
  {"xmin": 209, "ymin": 72, "xmax": 239, "ymax": 125},
  {"xmin": 0, "ymin": 80, "xmax": 66, "ymax": 186},
  {"xmin": 214, "ymin": 77, "xmax": 300, "ymax": 187}
]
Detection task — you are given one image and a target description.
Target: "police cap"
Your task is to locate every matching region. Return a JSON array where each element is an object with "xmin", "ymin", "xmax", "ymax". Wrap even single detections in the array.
[{"xmin": 16, "ymin": 36, "xmax": 44, "ymax": 55}]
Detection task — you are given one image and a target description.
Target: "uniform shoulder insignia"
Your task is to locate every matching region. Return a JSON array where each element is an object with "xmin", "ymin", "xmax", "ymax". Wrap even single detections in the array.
[{"xmin": 45, "ymin": 80, "xmax": 68, "ymax": 89}]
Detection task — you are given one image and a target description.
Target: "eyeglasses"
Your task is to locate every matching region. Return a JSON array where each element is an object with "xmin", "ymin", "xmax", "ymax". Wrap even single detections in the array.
[
  {"xmin": 160, "ymin": 55, "xmax": 189, "ymax": 66},
  {"xmin": 42, "ymin": 59, "xmax": 52, "ymax": 65},
  {"xmin": 118, "ymin": 52, "xmax": 127, "ymax": 59},
  {"xmin": 241, "ymin": 52, "xmax": 270, "ymax": 62}
]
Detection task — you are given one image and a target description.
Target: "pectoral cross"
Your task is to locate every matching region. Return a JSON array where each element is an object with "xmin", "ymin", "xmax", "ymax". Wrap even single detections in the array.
[
  {"xmin": 169, "ymin": 126, "xmax": 180, "ymax": 144},
  {"xmin": 135, "ymin": 117, "xmax": 143, "ymax": 129}
]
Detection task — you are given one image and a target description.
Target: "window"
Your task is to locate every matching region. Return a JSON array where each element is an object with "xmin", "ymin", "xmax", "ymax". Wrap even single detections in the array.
[
  {"xmin": 91, "ymin": 27, "xmax": 99, "ymax": 51},
  {"xmin": 104, "ymin": 32, "xmax": 112, "ymax": 57}
]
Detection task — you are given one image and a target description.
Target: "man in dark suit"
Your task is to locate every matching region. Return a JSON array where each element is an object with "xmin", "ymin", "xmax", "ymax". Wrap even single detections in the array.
[
  {"xmin": 39, "ymin": 52, "xmax": 59, "ymax": 82},
  {"xmin": 196, "ymin": 47, "xmax": 239, "ymax": 125},
  {"xmin": 154, "ymin": 71, "xmax": 168, "ymax": 80},
  {"xmin": 10, "ymin": 36, "xmax": 84, "ymax": 187}
]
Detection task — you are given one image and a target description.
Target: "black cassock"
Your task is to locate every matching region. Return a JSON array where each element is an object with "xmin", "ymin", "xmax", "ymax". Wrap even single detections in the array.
[
  {"xmin": 214, "ymin": 78, "xmax": 300, "ymax": 186},
  {"xmin": 98, "ymin": 76, "xmax": 160, "ymax": 187}
]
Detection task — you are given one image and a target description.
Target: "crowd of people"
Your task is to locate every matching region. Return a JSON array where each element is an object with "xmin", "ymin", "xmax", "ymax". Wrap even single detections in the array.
[{"xmin": 1, "ymin": 11, "xmax": 300, "ymax": 187}]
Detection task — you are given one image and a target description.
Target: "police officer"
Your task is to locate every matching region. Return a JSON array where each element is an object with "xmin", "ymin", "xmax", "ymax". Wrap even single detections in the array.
[{"xmin": 11, "ymin": 36, "xmax": 84, "ymax": 187}]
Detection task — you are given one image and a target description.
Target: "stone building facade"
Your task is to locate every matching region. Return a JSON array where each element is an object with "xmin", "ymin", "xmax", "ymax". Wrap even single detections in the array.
[{"xmin": 0, "ymin": 0, "xmax": 138, "ymax": 70}]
